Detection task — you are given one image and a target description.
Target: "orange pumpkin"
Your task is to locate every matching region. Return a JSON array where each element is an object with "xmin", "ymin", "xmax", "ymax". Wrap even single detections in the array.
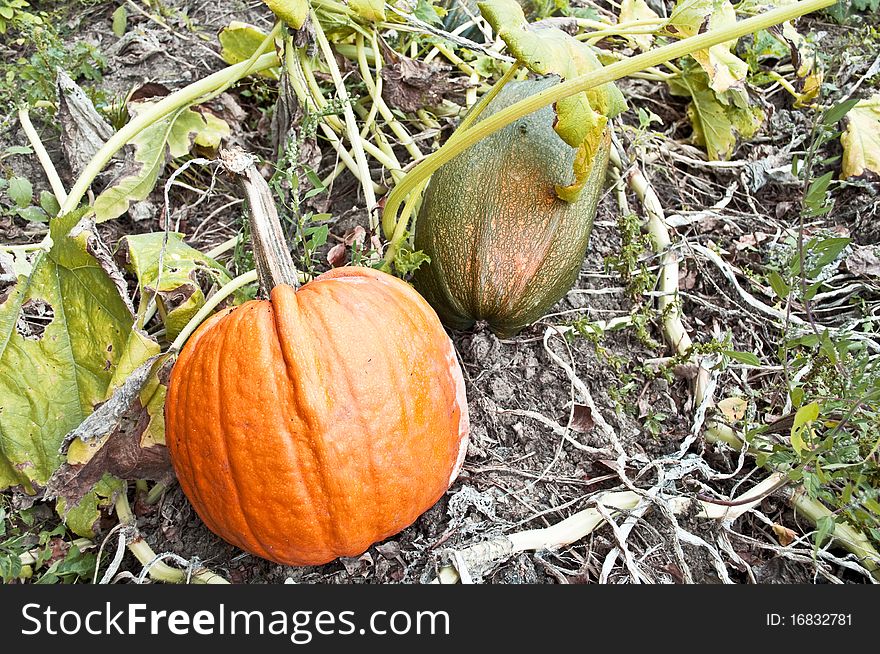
[{"xmin": 165, "ymin": 267, "xmax": 469, "ymax": 566}]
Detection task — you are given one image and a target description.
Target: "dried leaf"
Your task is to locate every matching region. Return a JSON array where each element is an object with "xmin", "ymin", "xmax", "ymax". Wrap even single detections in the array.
[
  {"xmin": 45, "ymin": 356, "xmax": 174, "ymax": 516},
  {"xmin": 845, "ymin": 244, "xmax": 880, "ymax": 277},
  {"xmin": 718, "ymin": 396, "xmax": 748, "ymax": 421},
  {"xmin": 379, "ymin": 53, "xmax": 468, "ymax": 113},
  {"xmin": 570, "ymin": 404, "xmax": 595, "ymax": 433},
  {"xmin": 327, "ymin": 242, "xmax": 347, "ymax": 267},
  {"xmin": 772, "ymin": 523, "xmax": 797, "ymax": 546},
  {"xmin": 840, "ymin": 93, "xmax": 880, "ymax": 179},
  {"xmin": 56, "ymin": 71, "xmax": 115, "ymax": 180}
]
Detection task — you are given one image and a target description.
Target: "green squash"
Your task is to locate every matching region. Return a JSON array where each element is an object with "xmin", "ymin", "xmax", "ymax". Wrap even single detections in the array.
[{"xmin": 413, "ymin": 78, "xmax": 612, "ymax": 338}]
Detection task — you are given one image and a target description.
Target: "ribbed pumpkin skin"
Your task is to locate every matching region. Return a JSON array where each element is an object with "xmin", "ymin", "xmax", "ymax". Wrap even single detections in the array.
[
  {"xmin": 413, "ymin": 78, "xmax": 611, "ymax": 337},
  {"xmin": 165, "ymin": 266, "xmax": 470, "ymax": 566}
]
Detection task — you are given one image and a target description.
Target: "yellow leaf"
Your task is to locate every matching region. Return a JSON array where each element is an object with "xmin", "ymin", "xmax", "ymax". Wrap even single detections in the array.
[
  {"xmin": 772, "ymin": 523, "xmax": 797, "ymax": 546},
  {"xmin": 618, "ymin": 0, "xmax": 662, "ymax": 52},
  {"xmin": 67, "ymin": 434, "xmax": 110, "ymax": 465},
  {"xmin": 666, "ymin": 0, "xmax": 748, "ymax": 93},
  {"xmin": 718, "ymin": 396, "xmax": 748, "ymax": 421},
  {"xmin": 347, "ymin": 0, "xmax": 386, "ymax": 22},
  {"xmin": 262, "ymin": 0, "xmax": 309, "ymax": 29},
  {"xmin": 840, "ymin": 94, "xmax": 880, "ymax": 179}
]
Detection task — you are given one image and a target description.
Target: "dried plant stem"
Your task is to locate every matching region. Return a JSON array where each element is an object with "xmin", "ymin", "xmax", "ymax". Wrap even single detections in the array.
[
  {"xmin": 18, "ymin": 107, "xmax": 68, "ymax": 206},
  {"xmin": 435, "ymin": 474, "xmax": 789, "ymax": 583},
  {"xmin": 616, "ymin": 148, "xmax": 880, "ymax": 580}
]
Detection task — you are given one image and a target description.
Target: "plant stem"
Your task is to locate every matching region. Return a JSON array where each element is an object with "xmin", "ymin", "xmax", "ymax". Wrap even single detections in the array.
[
  {"xmin": 18, "ymin": 107, "xmax": 68, "ymax": 206},
  {"xmin": 358, "ymin": 32, "xmax": 424, "ymax": 161},
  {"xmin": 311, "ymin": 10, "xmax": 378, "ymax": 231},
  {"xmin": 380, "ymin": 0, "xmax": 836, "ymax": 238},
  {"xmin": 59, "ymin": 52, "xmax": 280, "ymax": 215},
  {"xmin": 169, "ymin": 269, "xmax": 257, "ymax": 352},
  {"xmin": 115, "ymin": 488, "xmax": 228, "ymax": 584},
  {"xmin": 218, "ymin": 150, "xmax": 298, "ymax": 297}
]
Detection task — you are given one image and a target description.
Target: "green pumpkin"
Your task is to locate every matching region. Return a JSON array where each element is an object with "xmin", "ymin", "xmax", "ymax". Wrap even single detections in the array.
[{"xmin": 413, "ymin": 78, "xmax": 612, "ymax": 338}]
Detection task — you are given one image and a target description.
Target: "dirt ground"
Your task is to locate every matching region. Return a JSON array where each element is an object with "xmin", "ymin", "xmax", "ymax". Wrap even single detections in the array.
[{"xmin": 1, "ymin": 1, "xmax": 878, "ymax": 584}]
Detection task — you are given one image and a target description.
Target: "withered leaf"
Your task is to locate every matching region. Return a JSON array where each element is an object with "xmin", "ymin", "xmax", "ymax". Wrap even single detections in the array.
[
  {"xmin": 44, "ymin": 355, "xmax": 174, "ymax": 510},
  {"xmin": 379, "ymin": 48, "xmax": 470, "ymax": 113}
]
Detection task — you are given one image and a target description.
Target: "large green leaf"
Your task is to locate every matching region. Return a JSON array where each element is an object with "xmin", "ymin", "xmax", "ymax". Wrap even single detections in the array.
[
  {"xmin": 116, "ymin": 232, "xmax": 239, "ymax": 341},
  {"xmin": 93, "ymin": 104, "xmax": 230, "ymax": 223},
  {"xmin": 0, "ymin": 211, "xmax": 134, "ymax": 491},
  {"xmin": 478, "ymin": 0, "xmax": 626, "ymax": 202}
]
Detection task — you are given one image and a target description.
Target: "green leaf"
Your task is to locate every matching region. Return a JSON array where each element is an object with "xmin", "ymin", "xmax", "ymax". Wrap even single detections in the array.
[
  {"xmin": 261, "ymin": 0, "xmax": 309, "ymax": 29},
  {"xmin": 790, "ymin": 401, "xmax": 820, "ymax": 456},
  {"xmin": 218, "ymin": 21, "xmax": 280, "ymax": 79},
  {"xmin": 116, "ymin": 232, "xmax": 239, "ymax": 340},
  {"xmin": 767, "ymin": 270, "xmax": 790, "ymax": 299},
  {"xmin": 806, "ymin": 237, "xmax": 850, "ymax": 276},
  {"xmin": 478, "ymin": 0, "xmax": 625, "ymax": 201},
  {"xmin": 814, "ymin": 515, "xmax": 835, "ymax": 554},
  {"xmin": 414, "ymin": 0, "xmax": 445, "ymax": 25},
  {"xmin": 93, "ymin": 104, "xmax": 229, "ymax": 223},
  {"xmin": 0, "ymin": 210, "xmax": 135, "ymax": 491},
  {"xmin": 111, "ymin": 5, "xmax": 127, "ymax": 37},
  {"xmin": 665, "ymin": 0, "xmax": 748, "ymax": 93},
  {"xmin": 39, "ymin": 190, "xmax": 60, "ymax": 217},
  {"xmin": 804, "ymin": 171, "xmax": 833, "ymax": 211},
  {"xmin": 56, "ymin": 475, "xmax": 122, "ymax": 538},
  {"xmin": 840, "ymin": 93, "xmax": 880, "ymax": 179},
  {"xmin": 1, "ymin": 145, "xmax": 33, "ymax": 159},
  {"xmin": 7, "ymin": 175, "xmax": 32, "ymax": 208},
  {"xmin": 16, "ymin": 206, "xmax": 48, "ymax": 223},
  {"xmin": 0, "ymin": 553, "xmax": 23, "ymax": 582},
  {"xmin": 673, "ymin": 65, "xmax": 764, "ymax": 160},
  {"xmin": 822, "ymin": 98, "xmax": 859, "ymax": 127},
  {"xmin": 724, "ymin": 350, "xmax": 761, "ymax": 366}
]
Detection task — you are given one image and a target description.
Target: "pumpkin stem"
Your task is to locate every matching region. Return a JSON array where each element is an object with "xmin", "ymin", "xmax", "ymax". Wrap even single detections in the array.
[{"xmin": 220, "ymin": 148, "xmax": 299, "ymax": 294}]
